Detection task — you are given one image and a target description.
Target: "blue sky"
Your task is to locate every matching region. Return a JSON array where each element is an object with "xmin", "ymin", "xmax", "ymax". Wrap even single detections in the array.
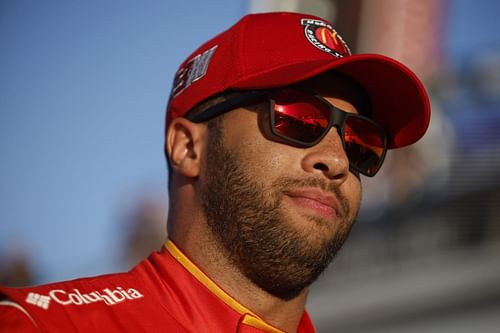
[
  {"xmin": 1, "ymin": 0, "xmax": 499, "ymax": 283},
  {"xmin": 0, "ymin": 0, "xmax": 246, "ymax": 282},
  {"xmin": 445, "ymin": 0, "xmax": 500, "ymax": 67}
]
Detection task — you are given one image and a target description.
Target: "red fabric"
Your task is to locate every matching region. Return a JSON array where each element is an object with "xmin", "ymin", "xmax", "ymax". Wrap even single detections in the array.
[
  {"xmin": 0, "ymin": 246, "xmax": 315, "ymax": 332},
  {"xmin": 0, "ymin": 303, "xmax": 39, "ymax": 333}
]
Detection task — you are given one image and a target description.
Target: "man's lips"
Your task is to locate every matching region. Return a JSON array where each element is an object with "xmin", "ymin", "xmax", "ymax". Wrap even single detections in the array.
[{"xmin": 284, "ymin": 188, "xmax": 340, "ymax": 220}]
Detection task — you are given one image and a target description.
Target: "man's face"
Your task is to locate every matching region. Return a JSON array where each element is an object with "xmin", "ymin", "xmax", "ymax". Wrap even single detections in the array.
[{"xmin": 200, "ymin": 75, "xmax": 363, "ymax": 300}]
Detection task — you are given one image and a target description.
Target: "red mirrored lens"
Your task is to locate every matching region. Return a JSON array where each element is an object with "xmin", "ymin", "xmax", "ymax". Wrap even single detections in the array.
[
  {"xmin": 344, "ymin": 116, "xmax": 384, "ymax": 174},
  {"xmin": 273, "ymin": 90, "xmax": 330, "ymax": 143},
  {"xmin": 271, "ymin": 89, "xmax": 385, "ymax": 175}
]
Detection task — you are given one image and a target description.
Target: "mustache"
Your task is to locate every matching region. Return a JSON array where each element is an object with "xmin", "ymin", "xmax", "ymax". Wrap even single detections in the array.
[{"xmin": 273, "ymin": 176, "xmax": 351, "ymax": 219}]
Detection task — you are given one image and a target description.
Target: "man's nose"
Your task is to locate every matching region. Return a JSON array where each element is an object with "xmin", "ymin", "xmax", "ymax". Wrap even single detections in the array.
[{"xmin": 300, "ymin": 127, "xmax": 350, "ymax": 183}]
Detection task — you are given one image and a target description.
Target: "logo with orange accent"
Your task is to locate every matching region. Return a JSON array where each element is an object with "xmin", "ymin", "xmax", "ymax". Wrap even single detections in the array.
[{"xmin": 301, "ymin": 18, "xmax": 351, "ymax": 58}]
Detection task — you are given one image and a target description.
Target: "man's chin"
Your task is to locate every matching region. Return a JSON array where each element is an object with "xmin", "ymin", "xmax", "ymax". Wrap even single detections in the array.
[
  {"xmin": 242, "ymin": 238, "xmax": 338, "ymax": 301},
  {"xmin": 281, "ymin": 209, "xmax": 341, "ymax": 247}
]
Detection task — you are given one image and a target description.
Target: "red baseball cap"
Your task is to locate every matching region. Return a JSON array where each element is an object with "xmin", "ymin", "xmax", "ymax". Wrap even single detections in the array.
[{"xmin": 166, "ymin": 12, "xmax": 430, "ymax": 149}]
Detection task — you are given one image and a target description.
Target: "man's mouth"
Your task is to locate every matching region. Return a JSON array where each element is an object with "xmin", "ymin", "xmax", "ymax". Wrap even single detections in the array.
[{"xmin": 284, "ymin": 188, "xmax": 340, "ymax": 220}]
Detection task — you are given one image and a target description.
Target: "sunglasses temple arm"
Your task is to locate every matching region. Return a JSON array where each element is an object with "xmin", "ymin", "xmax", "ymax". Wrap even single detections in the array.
[{"xmin": 189, "ymin": 91, "xmax": 264, "ymax": 123}]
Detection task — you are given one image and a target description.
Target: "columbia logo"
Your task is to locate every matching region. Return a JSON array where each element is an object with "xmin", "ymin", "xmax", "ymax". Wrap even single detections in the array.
[
  {"xmin": 23, "ymin": 286, "xmax": 143, "ymax": 309},
  {"xmin": 26, "ymin": 292, "xmax": 51, "ymax": 310}
]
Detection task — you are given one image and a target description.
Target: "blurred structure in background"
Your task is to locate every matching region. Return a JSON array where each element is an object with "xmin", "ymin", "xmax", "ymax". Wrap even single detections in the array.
[
  {"xmin": 0, "ymin": 242, "xmax": 37, "ymax": 287},
  {"xmin": 249, "ymin": 0, "xmax": 500, "ymax": 332},
  {"xmin": 117, "ymin": 194, "xmax": 167, "ymax": 270}
]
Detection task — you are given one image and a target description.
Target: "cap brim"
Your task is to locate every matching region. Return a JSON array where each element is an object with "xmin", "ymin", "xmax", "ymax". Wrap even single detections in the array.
[{"xmin": 233, "ymin": 53, "xmax": 430, "ymax": 149}]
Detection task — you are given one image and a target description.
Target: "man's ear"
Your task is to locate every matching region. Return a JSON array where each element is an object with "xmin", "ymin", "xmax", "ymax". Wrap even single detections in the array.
[{"xmin": 166, "ymin": 118, "xmax": 205, "ymax": 178}]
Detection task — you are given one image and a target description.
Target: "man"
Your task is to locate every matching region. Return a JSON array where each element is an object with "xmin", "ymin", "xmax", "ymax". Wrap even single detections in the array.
[{"xmin": 0, "ymin": 12, "xmax": 430, "ymax": 332}]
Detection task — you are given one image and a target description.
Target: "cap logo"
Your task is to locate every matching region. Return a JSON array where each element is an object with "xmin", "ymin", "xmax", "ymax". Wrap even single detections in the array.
[
  {"xmin": 301, "ymin": 18, "xmax": 351, "ymax": 58},
  {"xmin": 171, "ymin": 45, "xmax": 218, "ymax": 98}
]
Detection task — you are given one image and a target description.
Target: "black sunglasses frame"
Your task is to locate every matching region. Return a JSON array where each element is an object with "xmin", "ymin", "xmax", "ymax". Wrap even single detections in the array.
[
  {"xmin": 186, "ymin": 91, "xmax": 266, "ymax": 123},
  {"xmin": 186, "ymin": 89, "xmax": 387, "ymax": 177}
]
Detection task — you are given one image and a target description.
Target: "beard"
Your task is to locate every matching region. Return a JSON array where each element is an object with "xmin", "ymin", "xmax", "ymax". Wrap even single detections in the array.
[{"xmin": 201, "ymin": 124, "xmax": 358, "ymax": 301}]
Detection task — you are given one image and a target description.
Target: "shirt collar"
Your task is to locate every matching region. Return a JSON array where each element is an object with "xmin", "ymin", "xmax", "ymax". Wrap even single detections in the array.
[{"xmin": 164, "ymin": 239, "xmax": 315, "ymax": 333}]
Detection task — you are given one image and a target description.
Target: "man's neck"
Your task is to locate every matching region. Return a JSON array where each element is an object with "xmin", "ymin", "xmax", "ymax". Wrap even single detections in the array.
[{"xmin": 169, "ymin": 226, "xmax": 308, "ymax": 333}]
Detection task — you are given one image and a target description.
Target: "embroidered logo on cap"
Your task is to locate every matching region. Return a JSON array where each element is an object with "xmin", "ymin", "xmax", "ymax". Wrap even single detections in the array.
[
  {"xmin": 171, "ymin": 45, "xmax": 218, "ymax": 98},
  {"xmin": 301, "ymin": 18, "xmax": 351, "ymax": 58}
]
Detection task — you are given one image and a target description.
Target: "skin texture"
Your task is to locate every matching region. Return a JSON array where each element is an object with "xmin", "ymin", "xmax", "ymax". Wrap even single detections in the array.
[{"xmin": 165, "ymin": 73, "xmax": 363, "ymax": 332}]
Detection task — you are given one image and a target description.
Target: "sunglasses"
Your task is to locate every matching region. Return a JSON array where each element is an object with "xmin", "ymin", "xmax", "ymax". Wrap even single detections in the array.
[{"xmin": 186, "ymin": 88, "xmax": 387, "ymax": 177}]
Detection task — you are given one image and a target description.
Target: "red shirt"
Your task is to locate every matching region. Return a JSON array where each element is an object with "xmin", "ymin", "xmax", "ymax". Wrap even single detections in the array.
[{"xmin": 0, "ymin": 240, "xmax": 316, "ymax": 332}]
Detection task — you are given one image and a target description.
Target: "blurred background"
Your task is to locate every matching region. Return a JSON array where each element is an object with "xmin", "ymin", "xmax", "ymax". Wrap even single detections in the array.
[{"xmin": 1, "ymin": 0, "xmax": 499, "ymax": 332}]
